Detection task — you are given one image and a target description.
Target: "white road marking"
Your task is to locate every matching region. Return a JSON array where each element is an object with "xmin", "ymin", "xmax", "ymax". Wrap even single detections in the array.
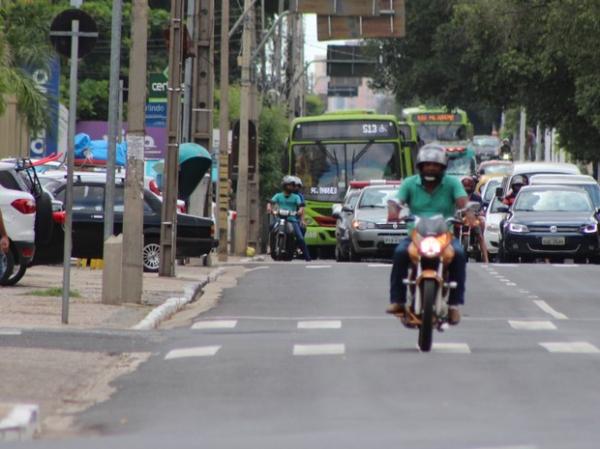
[
  {"xmin": 306, "ymin": 265, "xmax": 331, "ymax": 269},
  {"xmin": 293, "ymin": 344, "xmax": 345, "ymax": 356},
  {"xmin": 191, "ymin": 320, "xmax": 238, "ymax": 330},
  {"xmin": 298, "ymin": 320, "xmax": 342, "ymax": 329},
  {"xmin": 491, "ymin": 263, "xmax": 518, "ymax": 267},
  {"xmin": 528, "ymin": 295, "xmax": 539, "ymax": 299},
  {"xmin": 552, "ymin": 264, "xmax": 578, "ymax": 267},
  {"xmin": 540, "ymin": 342, "xmax": 600, "ymax": 354},
  {"xmin": 533, "ymin": 300, "xmax": 568, "ymax": 320},
  {"xmin": 431, "ymin": 343, "xmax": 471, "ymax": 354},
  {"xmin": 472, "ymin": 445, "xmax": 538, "ymax": 449},
  {"xmin": 505, "ymin": 282, "xmax": 517, "ymax": 286},
  {"xmin": 165, "ymin": 346, "xmax": 221, "ymax": 360},
  {"xmin": 368, "ymin": 263, "xmax": 390, "ymax": 268},
  {"xmin": 509, "ymin": 320, "xmax": 557, "ymax": 331},
  {"xmin": 518, "ymin": 289, "xmax": 529, "ymax": 294},
  {"xmin": 0, "ymin": 329, "xmax": 21, "ymax": 335}
]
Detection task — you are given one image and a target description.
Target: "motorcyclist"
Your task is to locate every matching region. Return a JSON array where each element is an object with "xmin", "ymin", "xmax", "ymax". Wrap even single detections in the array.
[
  {"xmin": 499, "ymin": 138, "xmax": 512, "ymax": 159},
  {"xmin": 267, "ymin": 176, "xmax": 311, "ymax": 262},
  {"xmin": 460, "ymin": 177, "xmax": 489, "ymax": 264},
  {"xmin": 386, "ymin": 144, "xmax": 475, "ymax": 325},
  {"xmin": 502, "ymin": 175, "xmax": 528, "ymax": 207},
  {"xmin": 291, "ymin": 176, "xmax": 307, "ymax": 232}
]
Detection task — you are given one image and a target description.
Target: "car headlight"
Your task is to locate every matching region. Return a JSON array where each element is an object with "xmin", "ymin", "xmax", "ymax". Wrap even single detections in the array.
[
  {"xmin": 582, "ymin": 223, "xmax": 598, "ymax": 234},
  {"xmin": 508, "ymin": 223, "xmax": 529, "ymax": 233},
  {"xmin": 352, "ymin": 220, "xmax": 375, "ymax": 230},
  {"xmin": 486, "ymin": 224, "xmax": 500, "ymax": 232}
]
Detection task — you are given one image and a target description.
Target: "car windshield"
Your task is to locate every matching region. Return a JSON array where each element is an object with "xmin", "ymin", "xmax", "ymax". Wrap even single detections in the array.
[
  {"xmin": 346, "ymin": 192, "xmax": 360, "ymax": 209},
  {"xmin": 514, "ymin": 189, "xmax": 593, "ymax": 212},
  {"xmin": 447, "ymin": 156, "xmax": 476, "ymax": 176},
  {"xmin": 417, "ymin": 124, "xmax": 467, "ymax": 143},
  {"xmin": 482, "ymin": 164, "xmax": 512, "ymax": 176},
  {"xmin": 473, "ymin": 136, "xmax": 500, "ymax": 147},
  {"xmin": 293, "ymin": 143, "xmax": 400, "ymax": 202},
  {"xmin": 358, "ymin": 188, "xmax": 395, "ymax": 208},
  {"xmin": 483, "ymin": 179, "xmax": 501, "ymax": 202}
]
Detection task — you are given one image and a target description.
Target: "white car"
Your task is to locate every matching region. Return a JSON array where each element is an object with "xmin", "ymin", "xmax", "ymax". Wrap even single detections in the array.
[{"xmin": 484, "ymin": 196, "xmax": 506, "ymax": 258}]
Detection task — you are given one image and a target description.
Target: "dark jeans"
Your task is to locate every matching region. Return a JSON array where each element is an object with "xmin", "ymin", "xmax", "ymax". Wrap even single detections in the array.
[
  {"xmin": 389, "ymin": 237, "xmax": 466, "ymax": 306},
  {"xmin": 291, "ymin": 221, "xmax": 311, "ymax": 261}
]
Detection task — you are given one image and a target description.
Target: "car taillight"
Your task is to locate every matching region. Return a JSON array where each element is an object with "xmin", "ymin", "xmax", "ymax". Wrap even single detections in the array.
[
  {"xmin": 21, "ymin": 247, "xmax": 34, "ymax": 258},
  {"xmin": 210, "ymin": 224, "xmax": 215, "ymax": 238},
  {"xmin": 11, "ymin": 199, "xmax": 36, "ymax": 214},
  {"xmin": 52, "ymin": 211, "xmax": 66, "ymax": 224}
]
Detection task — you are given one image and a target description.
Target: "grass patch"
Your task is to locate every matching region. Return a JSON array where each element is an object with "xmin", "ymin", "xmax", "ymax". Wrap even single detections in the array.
[{"xmin": 24, "ymin": 287, "xmax": 81, "ymax": 298}]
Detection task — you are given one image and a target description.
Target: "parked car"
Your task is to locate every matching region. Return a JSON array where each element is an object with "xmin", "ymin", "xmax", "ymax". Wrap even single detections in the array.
[
  {"xmin": 498, "ymin": 185, "xmax": 599, "ymax": 263},
  {"xmin": 35, "ymin": 175, "xmax": 216, "ymax": 272},
  {"xmin": 346, "ymin": 184, "xmax": 408, "ymax": 261},
  {"xmin": 332, "ymin": 189, "xmax": 361, "ymax": 262},
  {"xmin": 529, "ymin": 174, "xmax": 600, "ymax": 208},
  {"xmin": 471, "ymin": 135, "xmax": 502, "ymax": 162}
]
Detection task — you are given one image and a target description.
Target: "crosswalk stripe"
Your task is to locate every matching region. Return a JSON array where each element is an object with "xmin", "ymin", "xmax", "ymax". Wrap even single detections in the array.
[
  {"xmin": 509, "ymin": 320, "xmax": 557, "ymax": 331},
  {"xmin": 539, "ymin": 342, "xmax": 600, "ymax": 354},
  {"xmin": 293, "ymin": 344, "xmax": 345, "ymax": 356},
  {"xmin": 298, "ymin": 320, "xmax": 342, "ymax": 329},
  {"xmin": 0, "ymin": 329, "xmax": 21, "ymax": 336},
  {"xmin": 191, "ymin": 320, "xmax": 238, "ymax": 330},
  {"xmin": 367, "ymin": 263, "xmax": 390, "ymax": 268},
  {"xmin": 165, "ymin": 346, "xmax": 221, "ymax": 360},
  {"xmin": 432, "ymin": 343, "xmax": 471, "ymax": 354},
  {"xmin": 533, "ymin": 300, "xmax": 568, "ymax": 320}
]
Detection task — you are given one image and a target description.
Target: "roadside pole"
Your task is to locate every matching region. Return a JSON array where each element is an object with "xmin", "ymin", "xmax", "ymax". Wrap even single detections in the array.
[
  {"xmin": 102, "ymin": 0, "xmax": 123, "ymax": 305},
  {"xmin": 104, "ymin": 0, "xmax": 122, "ymax": 241},
  {"xmin": 217, "ymin": 0, "xmax": 230, "ymax": 261},
  {"xmin": 519, "ymin": 108, "xmax": 526, "ymax": 162},
  {"xmin": 121, "ymin": 0, "xmax": 147, "ymax": 303},
  {"xmin": 61, "ymin": 18, "xmax": 79, "ymax": 324},
  {"xmin": 159, "ymin": 0, "xmax": 184, "ymax": 277},
  {"xmin": 234, "ymin": 0, "xmax": 254, "ymax": 256}
]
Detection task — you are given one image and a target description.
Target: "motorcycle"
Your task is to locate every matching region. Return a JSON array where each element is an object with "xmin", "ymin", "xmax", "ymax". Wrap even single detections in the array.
[
  {"xmin": 270, "ymin": 210, "xmax": 297, "ymax": 261},
  {"xmin": 454, "ymin": 214, "xmax": 483, "ymax": 262},
  {"xmin": 500, "ymin": 151, "xmax": 513, "ymax": 161}
]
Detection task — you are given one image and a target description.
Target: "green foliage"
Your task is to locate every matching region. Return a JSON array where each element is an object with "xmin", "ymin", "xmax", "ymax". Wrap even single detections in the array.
[
  {"xmin": 258, "ymin": 103, "xmax": 288, "ymax": 201},
  {"xmin": 371, "ymin": 0, "xmax": 600, "ymax": 161},
  {"xmin": 305, "ymin": 94, "xmax": 325, "ymax": 116}
]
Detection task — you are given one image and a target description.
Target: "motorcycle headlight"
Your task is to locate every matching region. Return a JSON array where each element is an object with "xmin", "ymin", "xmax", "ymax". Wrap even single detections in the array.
[
  {"xmin": 508, "ymin": 223, "xmax": 529, "ymax": 233},
  {"xmin": 582, "ymin": 223, "xmax": 598, "ymax": 234},
  {"xmin": 419, "ymin": 236, "xmax": 442, "ymax": 257},
  {"xmin": 352, "ymin": 220, "xmax": 374, "ymax": 231}
]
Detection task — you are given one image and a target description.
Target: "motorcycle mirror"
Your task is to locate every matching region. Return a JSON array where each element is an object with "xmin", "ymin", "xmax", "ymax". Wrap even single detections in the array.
[{"xmin": 342, "ymin": 206, "xmax": 354, "ymax": 213}]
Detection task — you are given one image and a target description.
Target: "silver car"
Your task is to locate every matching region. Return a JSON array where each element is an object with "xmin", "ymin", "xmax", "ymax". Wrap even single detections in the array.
[{"xmin": 347, "ymin": 185, "xmax": 408, "ymax": 261}]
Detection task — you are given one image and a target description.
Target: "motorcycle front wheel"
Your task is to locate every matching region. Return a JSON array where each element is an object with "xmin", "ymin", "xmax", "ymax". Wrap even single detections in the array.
[{"xmin": 418, "ymin": 279, "xmax": 437, "ymax": 352}]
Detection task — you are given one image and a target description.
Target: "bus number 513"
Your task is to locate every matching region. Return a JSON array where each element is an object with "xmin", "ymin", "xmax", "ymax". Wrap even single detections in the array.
[{"xmin": 362, "ymin": 124, "xmax": 379, "ymax": 135}]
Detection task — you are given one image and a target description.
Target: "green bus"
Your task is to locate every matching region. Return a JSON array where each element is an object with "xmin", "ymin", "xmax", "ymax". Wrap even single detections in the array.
[
  {"xmin": 402, "ymin": 106, "xmax": 476, "ymax": 177},
  {"xmin": 286, "ymin": 110, "xmax": 411, "ymax": 256}
]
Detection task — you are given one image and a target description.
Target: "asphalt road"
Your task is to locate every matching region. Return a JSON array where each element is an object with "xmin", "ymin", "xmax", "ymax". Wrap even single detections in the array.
[{"xmin": 15, "ymin": 261, "xmax": 600, "ymax": 449}]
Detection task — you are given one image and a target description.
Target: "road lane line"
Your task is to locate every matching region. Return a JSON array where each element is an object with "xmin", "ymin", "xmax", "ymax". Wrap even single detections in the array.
[
  {"xmin": 165, "ymin": 346, "xmax": 221, "ymax": 360},
  {"xmin": 431, "ymin": 343, "xmax": 471, "ymax": 354},
  {"xmin": 306, "ymin": 265, "xmax": 331, "ymax": 269},
  {"xmin": 491, "ymin": 263, "xmax": 518, "ymax": 267},
  {"xmin": 505, "ymin": 282, "xmax": 517, "ymax": 286},
  {"xmin": 540, "ymin": 342, "xmax": 600, "ymax": 354},
  {"xmin": 552, "ymin": 264, "xmax": 578, "ymax": 267},
  {"xmin": 293, "ymin": 344, "xmax": 345, "ymax": 356},
  {"xmin": 368, "ymin": 263, "xmax": 390, "ymax": 268},
  {"xmin": 298, "ymin": 320, "xmax": 342, "ymax": 329},
  {"xmin": 533, "ymin": 300, "xmax": 568, "ymax": 320},
  {"xmin": 509, "ymin": 320, "xmax": 557, "ymax": 331},
  {"xmin": 518, "ymin": 289, "xmax": 529, "ymax": 294},
  {"xmin": 0, "ymin": 329, "xmax": 21, "ymax": 335},
  {"xmin": 191, "ymin": 320, "xmax": 238, "ymax": 330}
]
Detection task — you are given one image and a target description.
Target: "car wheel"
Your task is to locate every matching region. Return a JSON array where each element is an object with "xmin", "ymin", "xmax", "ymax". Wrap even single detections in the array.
[
  {"xmin": 1, "ymin": 247, "xmax": 26, "ymax": 286},
  {"xmin": 0, "ymin": 249, "xmax": 15, "ymax": 285},
  {"xmin": 349, "ymin": 245, "xmax": 361, "ymax": 262},
  {"xmin": 142, "ymin": 239, "xmax": 161, "ymax": 273}
]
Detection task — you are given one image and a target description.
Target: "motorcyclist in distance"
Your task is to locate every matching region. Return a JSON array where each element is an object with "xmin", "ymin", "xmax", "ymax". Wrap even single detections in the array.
[
  {"xmin": 503, "ymin": 175, "xmax": 528, "ymax": 207},
  {"xmin": 460, "ymin": 177, "xmax": 489, "ymax": 264},
  {"xmin": 499, "ymin": 138, "xmax": 512, "ymax": 160}
]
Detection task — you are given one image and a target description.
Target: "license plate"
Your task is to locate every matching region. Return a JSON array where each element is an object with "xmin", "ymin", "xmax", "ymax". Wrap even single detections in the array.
[
  {"xmin": 384, "ymin": 236, "xmax": 402, "ymax": 245},
  {"xmin": 542, "ymin": 237, "xmax": 565, "ymax": 246}
]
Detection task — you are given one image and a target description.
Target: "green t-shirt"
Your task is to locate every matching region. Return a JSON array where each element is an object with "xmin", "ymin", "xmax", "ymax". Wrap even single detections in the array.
[
  {"xmin": 271, "ymin": 192, "xmax": 302, "ymax": 222},
  {"xmin": 395, "ymin": 174, "xmax": 467, "ymax": 230}
]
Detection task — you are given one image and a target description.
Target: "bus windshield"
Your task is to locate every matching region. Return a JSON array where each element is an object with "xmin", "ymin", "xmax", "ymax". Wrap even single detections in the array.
[
  {"xmin": 417, "ymin": 124, "xmax": 467, "ymax": 143},
  {"xmin": 292, "ymin": 143, "xmax": 400, "ymax": 201}
]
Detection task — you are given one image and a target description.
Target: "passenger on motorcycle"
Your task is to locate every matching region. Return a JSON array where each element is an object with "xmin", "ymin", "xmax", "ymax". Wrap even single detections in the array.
[
  {"xmin": 291, "ymin": 176, "xmax": 307, "ymax": 234},
  {"xmin": 460, "ymin": 177, "xmax": 489, "ymax": 263},
  {"xmin": 503, "ymin": 175, "xmax": 528, "ymax": 207},
  {"xmin": 386, "ymin": 144, "xmax": 476, "ymax": 325},
  {"xmin": 267, "ymin": 176, "xmax": 311, "ymax": 261}
]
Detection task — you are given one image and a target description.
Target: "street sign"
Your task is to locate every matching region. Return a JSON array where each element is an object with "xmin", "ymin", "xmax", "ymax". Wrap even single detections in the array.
[
  {"xmin": 50, "ymin": 9, "xmax": 98, "ymax": 58},
  {"xmin": 148, "ymin": 73, "xmax": 168, "ymax": 103},
  {"xmin": 326, "ymin": 46, "xmax": 375, "ymax": 78}
]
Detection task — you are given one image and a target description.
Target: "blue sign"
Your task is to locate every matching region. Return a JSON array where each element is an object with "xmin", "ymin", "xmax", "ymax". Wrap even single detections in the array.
[
  {"xmin": 145, "ymin": 102, "xmax": 167, "ymax": 128},
  {"xmin": 29, "ymin": 58, "xmax": 60, "ymax": 158}
]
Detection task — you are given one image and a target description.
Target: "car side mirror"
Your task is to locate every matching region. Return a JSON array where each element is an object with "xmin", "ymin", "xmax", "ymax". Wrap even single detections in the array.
[
  {"xmin": 342, "ymin": 206, "xmax": 354, "ymax": 213},
  {"xmin": 495, "ymin": 187, "xmax": 504, "ymax": 198},
  {"xmin": 496, "ymin": 205, "xmax": 509, "ymax": 213}
]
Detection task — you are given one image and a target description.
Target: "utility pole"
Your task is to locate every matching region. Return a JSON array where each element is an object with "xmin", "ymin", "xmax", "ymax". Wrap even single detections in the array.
[
  {"xmin": 121, "ymin": 0, "xmax": 147, "ymax": 303},
  {"xmin": 234, "ymin": 0, "xmax": 254, "ymax": 256},
  {"xmin": 519, "ymin": 108, "xmax": 526, "ymax": 162},
  {"xmin": 160, "ymin": 0, "xmax": 184, "ymax": 277},
  {"xmin": 104, "ymin": 0, "xmax": 122, "ymax": 241},
  {"xmin": 273, "ymin": 0, "xmax": 284, "ymax": 94},
  {"xmin": 217, "ymin": 0, "xmax": 230, "ymax": 261}
]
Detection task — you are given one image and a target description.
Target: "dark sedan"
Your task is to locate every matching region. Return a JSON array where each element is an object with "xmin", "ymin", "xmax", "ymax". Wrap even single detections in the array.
[
  {"xmin": 34, "ymin": 180, "xmax": 216, "ymax": 271},
  {"xmin": 499, "ymin": 185, "xmax": 600, "ymax": 263},
  {"xmin": 471, "ymin": 135, "xmax": 502, "ymax": 162}
]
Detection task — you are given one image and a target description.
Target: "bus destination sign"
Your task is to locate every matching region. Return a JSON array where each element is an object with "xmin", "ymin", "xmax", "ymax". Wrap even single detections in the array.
[
  {"xmin": 414, "ymin": 113, "xmax": 461, "ymax": 123},
  {"xmin": 293, "ymin": 120, "xmax": 397, "ymax": 141}
]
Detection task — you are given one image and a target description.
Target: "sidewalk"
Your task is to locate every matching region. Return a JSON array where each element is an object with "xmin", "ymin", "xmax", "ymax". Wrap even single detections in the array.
[{"xmin": 0, "ymin": 262, "xmax": 221, "ymax": 330}]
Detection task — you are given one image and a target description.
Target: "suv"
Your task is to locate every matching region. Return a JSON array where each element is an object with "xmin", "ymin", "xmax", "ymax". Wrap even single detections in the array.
[{"xmin": 496, "ymin": 162, "xmax": 581, "ymax": 199}]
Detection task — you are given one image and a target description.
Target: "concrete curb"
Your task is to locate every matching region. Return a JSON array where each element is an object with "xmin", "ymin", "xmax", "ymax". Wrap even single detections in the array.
[
  {"xmin": 0, "ymin": 404, "xmax": 39, "ymax": 441},
  {"xmin": 132, "ymin": 267, "xmax": 226, "ymax": 331}
]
